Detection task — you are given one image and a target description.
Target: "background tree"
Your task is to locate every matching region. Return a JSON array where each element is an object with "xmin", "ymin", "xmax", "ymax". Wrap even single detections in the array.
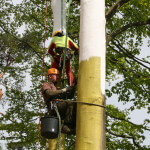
[{"xmin": 0, "ymin": 0, "xmax": 150, "ymax": 149}]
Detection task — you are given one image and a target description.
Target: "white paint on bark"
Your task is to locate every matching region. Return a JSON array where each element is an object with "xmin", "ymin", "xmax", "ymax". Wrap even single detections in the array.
[{"xmin": 79, "ymin": 0, "xmax": 106, "ymax": 94}]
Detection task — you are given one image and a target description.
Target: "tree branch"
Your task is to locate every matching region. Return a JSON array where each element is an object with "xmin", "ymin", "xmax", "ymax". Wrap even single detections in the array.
[
  {"xmin": 115, "ymin": 39, "xmax": 150, "ymax": 65},
  {"xmin": 0, "ymin": 22, "xmax": 49, "ymax": 68},
  {"xmin": 107, "ymin": 19, "xmax": 150, "ymax": 44},
  {"xmin": 107, "ymin": 129, "xmax": 144, "ymax": 149},
  {"xmin": 112, "ymin": 40, "xmax": 150, "ymax": 70},
  {"xmin": 107, "ymin": 113, "xmax": 150, "ymax": 131},
  {"xmin": 108, "ymin": 46, "xmax": 150, "ymax": 78},
  {"xmin": 30, "ymin": 15, "xmax": 45, "ymax": 28},
  {"xmin": 107, "ymin": 53, "xmax": 149, "ymax": 94},
  {"xmin": 106, "ymin": 0, "xmax": 130, "ymax": 21}
]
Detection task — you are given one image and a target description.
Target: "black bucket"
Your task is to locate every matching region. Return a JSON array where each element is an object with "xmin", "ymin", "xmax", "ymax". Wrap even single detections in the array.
[{"xmin": 41, "ymin": 116, "xmax": 59, "ymax": 139}]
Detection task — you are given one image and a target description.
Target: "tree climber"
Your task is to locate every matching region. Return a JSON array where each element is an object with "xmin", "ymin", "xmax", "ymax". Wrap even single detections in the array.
[
  {"xmin": 48, "ymin": 31, "xmax": 79, "ymax": 86},
  {"xmin": 41, "ymin": 68, "xmax": 76, "ymax": 134}
]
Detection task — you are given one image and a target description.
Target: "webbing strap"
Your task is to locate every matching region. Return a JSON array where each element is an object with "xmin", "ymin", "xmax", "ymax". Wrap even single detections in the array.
[
  {"xmin": 54, "ymin": 99, "xmax": 106, "ymax": 108},
  {"xmin": 62, "ymin": 0, "xmax": 72, "ymax": 85}
]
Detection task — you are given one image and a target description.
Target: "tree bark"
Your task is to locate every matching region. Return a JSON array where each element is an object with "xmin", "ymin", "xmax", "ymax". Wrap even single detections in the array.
[{"xmin": 75, "ymin": 0, "xmax": 106, "ymax": 149}]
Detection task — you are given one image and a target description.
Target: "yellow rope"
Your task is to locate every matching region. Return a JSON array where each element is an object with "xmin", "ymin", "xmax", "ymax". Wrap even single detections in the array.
[{"xmin": 38, "ymin": 1, "xmax": 48, "ymax": 149}]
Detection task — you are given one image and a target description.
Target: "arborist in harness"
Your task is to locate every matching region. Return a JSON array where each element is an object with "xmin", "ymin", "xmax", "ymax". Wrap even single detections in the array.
[
  {"xmin": 41, "ymin": 68, "xmax": 76, "ymax": 135},
  {"xmin": 48, "ymin": 31, "xmax": 79, "ymax": 86}
]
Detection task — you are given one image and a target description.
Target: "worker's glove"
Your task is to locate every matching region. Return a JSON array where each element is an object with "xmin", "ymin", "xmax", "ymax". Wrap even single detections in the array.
[{"xmin": 62, "ymin": 86, "xmax": 74, "ymax": 93}]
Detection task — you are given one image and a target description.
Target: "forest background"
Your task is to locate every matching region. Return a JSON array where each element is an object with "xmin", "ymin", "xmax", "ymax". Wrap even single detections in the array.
[{"xmin": 0, "ymin": 0, "xmax": 150, "ymax": 149}]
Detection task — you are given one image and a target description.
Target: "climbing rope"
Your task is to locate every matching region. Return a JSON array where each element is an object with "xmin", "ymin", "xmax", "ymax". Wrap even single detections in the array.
[
  {"xmin": 38, "ymin": 0, "xmax": 48, "ymax": 149},
  {"xmin": 54, "ymin": 103, "xmax": 62, "ymax": 150},
  {"xmin": 54, "ymin": 99, "xmax": 106, "ymax": 108},
  {"xmin": 62, "ymin": 0, "xmax": 72, "ymax": 86}
]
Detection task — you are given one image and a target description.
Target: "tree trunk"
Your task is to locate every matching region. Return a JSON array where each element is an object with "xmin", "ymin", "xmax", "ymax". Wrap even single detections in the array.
[
  {"xmin": 48, "ymin": 139, "xmax": 57, "ymax": 150},
  {"xmin": 48, "ymin": 134, "xmax": 65, "ymax": 150},
  {"xmin": 75, "ymin": 0, "xmax": 106, "ymax": 149},
  {"xmin": 51, "ymin": 0, "xmax": 66, "ymax": 34}
]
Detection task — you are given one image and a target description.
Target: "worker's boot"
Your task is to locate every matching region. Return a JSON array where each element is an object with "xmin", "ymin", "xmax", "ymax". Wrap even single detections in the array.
[{"xmin": 61, "ymin": 125, "xmax": 75, "ymax": 135}]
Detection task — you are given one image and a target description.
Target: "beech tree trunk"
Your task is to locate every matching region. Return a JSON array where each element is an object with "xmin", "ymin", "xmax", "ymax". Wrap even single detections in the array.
[{"xmin": 75, "ymin": 0, "xmax": 106, "ymax": 149}]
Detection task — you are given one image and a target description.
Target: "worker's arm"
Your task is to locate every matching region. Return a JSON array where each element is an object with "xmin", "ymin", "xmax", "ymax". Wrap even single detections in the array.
[
  {"xmin": 44, "ymin": 87, "xmax": 73, "ymax": 99},
  {"xmin": 45, "ymin": 89, "xmax": 63, "ymax": 97},
  {"xmin": 68, "ymin": 37, "xmax": 79, "ymax": 53},
  {"xmin": 48, "ymin": 42, "xmax": 56, "ymax": 57}
]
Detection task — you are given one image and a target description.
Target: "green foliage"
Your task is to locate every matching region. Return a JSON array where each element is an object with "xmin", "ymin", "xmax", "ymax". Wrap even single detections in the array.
[
  {"xmin": 106, "ymin": 105, "xmax": 150, "ymax": 149},
  {"xmin": 0, "ymin": 0, "xmax": 149, "ymax": 149}
]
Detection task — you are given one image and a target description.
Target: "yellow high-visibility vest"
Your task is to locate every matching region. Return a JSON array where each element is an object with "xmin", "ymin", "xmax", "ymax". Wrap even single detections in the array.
[{"xmin": 50, "ymin": 36, "xmax": 78, "ymax": 49}]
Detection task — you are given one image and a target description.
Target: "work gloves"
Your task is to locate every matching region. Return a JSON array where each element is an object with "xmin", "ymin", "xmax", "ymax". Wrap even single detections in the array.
[{"xmin": 62, "ymin": 86, "xmax": 74, "ymax": 93}]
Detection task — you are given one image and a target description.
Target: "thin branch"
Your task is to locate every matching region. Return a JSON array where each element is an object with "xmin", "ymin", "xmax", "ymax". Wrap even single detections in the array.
[
  {"xmin": 107, "ymin": 113, "xmax": 150, "ymax": 131},
  {"xmin": 0, "ymin": 22, "xmax": 49, "ymax": 68},
  {"xmin": 112, "ymin": 40, "xmax": 150, "ymax": 70},
  {"xmin": 114, "ymin": 39, "xmax": 150, "ymax": 65},
  {"xmin": 106, "ymin": 0, "xmax": 130, "ymax": 21},
  {"xmin": 107, "ymin": 55, "xmax": 148, "ymax": 94},
  {"xmin": 107, "ymin": 19, "xmax": 150, "ymax": 44},
  {"xmin": 108, "ymin": 46, "xmax": 149, "ymax": 78},
  {"xmin": 107, "ymin": 129, "xmax": 144, "ymax": 149},
  {"xmin": 107, "ymin": 128, "xmax": 133, "ymax": 139},
  {"xmin": 30, "ymin": 15, "xmax": 45, "ymax": 28}
]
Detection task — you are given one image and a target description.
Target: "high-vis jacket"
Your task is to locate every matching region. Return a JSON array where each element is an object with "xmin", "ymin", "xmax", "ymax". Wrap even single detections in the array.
[{"xmin": 48, "ymin": 35, "xmax": 79, "ymax": 57}]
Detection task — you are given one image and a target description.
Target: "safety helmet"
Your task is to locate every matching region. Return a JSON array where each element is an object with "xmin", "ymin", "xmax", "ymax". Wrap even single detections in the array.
[
  {"xmin": 48, "ymin": 68, "xmax": 59, "ymax": 75},
  {"xmin": 52, "ymin": 31, "xmax": 61, "ymax": 37}
]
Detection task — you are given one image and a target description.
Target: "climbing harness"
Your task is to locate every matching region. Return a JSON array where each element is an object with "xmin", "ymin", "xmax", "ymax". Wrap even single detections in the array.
[
  {"xmin": 55, "ymin": 47, "xmax": 73, "ymax": 61},
  {"xmin": 54, "ymin": 99, "xmax": 106, "ymax": 108},
  {"xmin": 62, "ymin": 0, "xmax": 73, "ymax": 86},
  {"xmin": 54, "ymin": 47, "xmax": 73, "ymax": 70}
]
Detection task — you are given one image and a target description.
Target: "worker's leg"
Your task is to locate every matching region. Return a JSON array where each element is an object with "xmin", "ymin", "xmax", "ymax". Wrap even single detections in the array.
[
  {"xmin": 51, "ymin": 59, "xmax": 60, "ymax": 69},
  {"xmin": 62, "ymin": 102, "xmax": 76, "ymax": 135},
  {"xmin": 64, "ymin": 102, "xmax": 76, "ymax": 126},
  {"xmin": 56, "ymin": 102, "xmax": 68, "ymax": 120},
  {"xmin": 65, "ymin": 60, "xmax": 74, "ymax": 86}
]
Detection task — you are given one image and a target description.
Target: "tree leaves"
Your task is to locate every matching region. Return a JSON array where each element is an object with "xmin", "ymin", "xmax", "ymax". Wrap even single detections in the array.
[{"xmin": 0, "ymin": 0, "xmax": 150, "ymax": 149}]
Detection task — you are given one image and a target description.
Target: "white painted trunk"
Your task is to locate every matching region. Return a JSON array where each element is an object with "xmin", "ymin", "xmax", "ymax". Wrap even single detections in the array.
[
  {"xmin": 51, "ymin": 0, "xmax": 67, "ymax": 34},
  {"xmin": 75, "ymin": 0, "xmax": 106, "ymax": 149},
  {"xmin": 79, "ymin": 0, "xmax": 106, "ymax": 94}
]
